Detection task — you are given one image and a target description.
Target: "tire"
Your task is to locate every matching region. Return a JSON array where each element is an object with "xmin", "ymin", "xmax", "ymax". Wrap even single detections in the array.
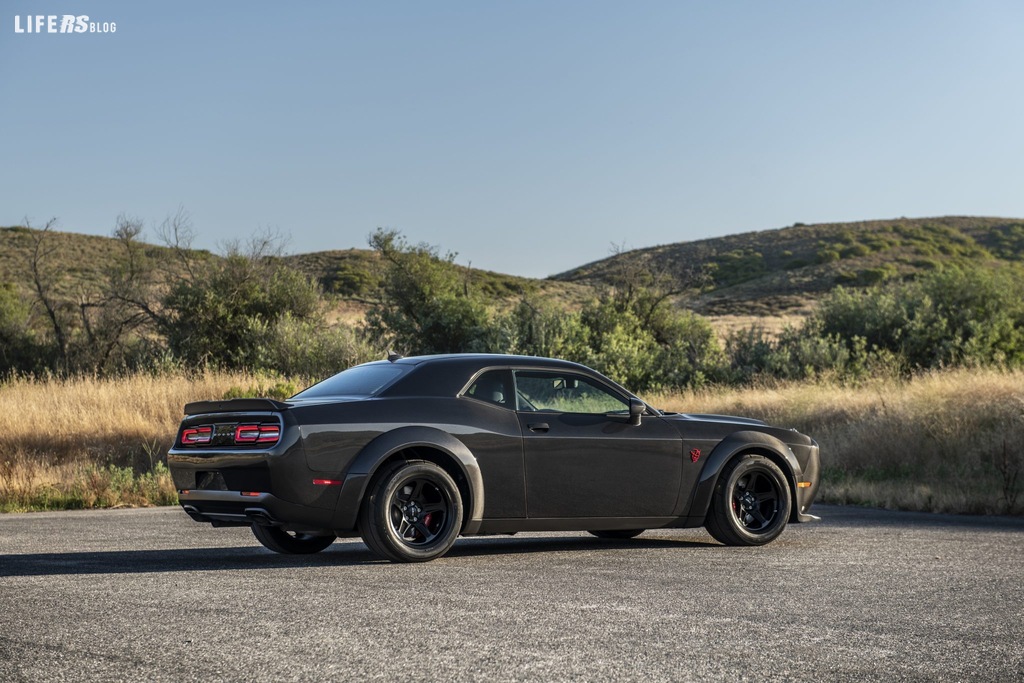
[
  {"xmin": 251, "ymin": 524, "xmax": 336, "ymax": 554},
  {"xmin": 587, "ymin": 529, "xmax": 645, "ymax": 540},
  {"xmin": 359, "ymin": 460, "xmax": 464, "ymax": 563},
  {"xmin": 705, "ymin": 454, "xmax": 791, "ymax": 546}
]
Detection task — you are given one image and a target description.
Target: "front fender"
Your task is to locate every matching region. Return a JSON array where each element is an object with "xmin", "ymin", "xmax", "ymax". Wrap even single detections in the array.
[
  {"xmin": 330, "ymin": 426, "xmax": 485, "ymax": 534},
  {"xmin": 686, "ymin": 430, "xmax": 803, "ymax": 522}
]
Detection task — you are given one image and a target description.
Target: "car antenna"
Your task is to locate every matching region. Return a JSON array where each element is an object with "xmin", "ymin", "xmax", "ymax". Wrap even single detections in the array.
[{"xmin": 387, "ymin": 350, "xmax": 404, "ymax": 363}]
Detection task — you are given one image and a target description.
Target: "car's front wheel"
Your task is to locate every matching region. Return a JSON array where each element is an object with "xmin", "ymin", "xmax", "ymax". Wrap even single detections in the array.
[
  {"xmin": 705, "ymin": 454, "xmax": 791, "ymax": 546},
  {"xmin": 251, "ymin": 524, "xmax": 336, "ymax": 554},
  {"xmin": 359, "ymin": 460, "xmax": 464, "ymax": 563}
]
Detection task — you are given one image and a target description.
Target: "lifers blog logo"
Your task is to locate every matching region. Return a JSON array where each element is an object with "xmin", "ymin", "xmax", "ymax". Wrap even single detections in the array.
[{"xmin": 14, "ymin": 15, "xmax": 117, "ymax": 34}]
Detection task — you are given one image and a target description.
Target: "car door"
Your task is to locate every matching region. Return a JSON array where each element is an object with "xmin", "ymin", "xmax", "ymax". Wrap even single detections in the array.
[{"xmin": 514, "ymin": 369, "xmax": 682, "ymax": 519}]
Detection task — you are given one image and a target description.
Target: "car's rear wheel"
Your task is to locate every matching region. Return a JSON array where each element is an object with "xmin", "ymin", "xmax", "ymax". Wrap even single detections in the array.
[
  {"xmin": 705, "ymin": 454, "xmax": 791, "ymax": 546},
  {"xmin": 587, "ymin": 529, "xmax": 644, "ymax": 539},
  {"xmin": 359, "ymin": 460, "xmax": 463, "ymax": 563},
  {"xmin": 251, "ymin": 524, "xmax": 336, "ymax": 554}
]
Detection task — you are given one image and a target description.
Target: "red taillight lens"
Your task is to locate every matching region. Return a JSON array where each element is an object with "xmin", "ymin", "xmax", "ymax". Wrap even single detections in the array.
[
  {"xmin": 234, "ymin": 424, "xmax": 260, "ymax": 442},
  {"xmin": 181, "ymin": 426, "xmax": 213, "ymax": 445},
  {"xmin": 234, "ymin": 423, "xmax": 281, "ymax": 445},
  {"xmin": 256, "ymin": 425, "xmax": 280, "ymax": 443}
]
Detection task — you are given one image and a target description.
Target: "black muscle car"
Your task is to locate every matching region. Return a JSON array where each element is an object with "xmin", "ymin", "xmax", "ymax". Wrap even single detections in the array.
[{"xmin": 169, "ymin": 354, "xmax": 820, "ymax": 562}]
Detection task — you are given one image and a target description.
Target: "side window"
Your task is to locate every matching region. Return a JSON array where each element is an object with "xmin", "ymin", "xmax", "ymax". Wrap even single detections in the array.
[
  {"xmin": 514, "ymin": 371, "xmax": 628, "ymax": 414},
  {"xmin": 463, "ymin": 370, "xmax": 512, "ymax": 408}
]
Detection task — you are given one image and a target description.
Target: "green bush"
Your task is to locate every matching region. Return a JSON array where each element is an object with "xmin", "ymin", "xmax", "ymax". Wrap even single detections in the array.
[
  {"xmin": 841, "ymin": 243, "xmax": 872, "ymax": 258},
  {"xmin": 855, "ymin": 265, "xmax": 898, "ymax": 286},
  {"xmin": 327, "ymin": 263, "xmax": 379, "ymax": 296},
  {"xmin": 710, "ymin": 250, "xmax": 766, "ymax": 287},
  {"xmin": 262, "ymin": 314, "xmax": 375, "ymax": 378},
  {"xmin": 162, "ymin": 254, "xmax": 322, "ymax": 369},
  {"xmin": 812, "ymin": 267, "xmax": 1024, "ymax": 370},
  {"xmin": 816, "ymin": 248, "xmax": 841, "ymax": 264},
  {"xmin": 724, "ymin": 325, "xmax": 879, "ymax": 384},
  {"xmin": 366, "ymin": 229, "xmax": 493, "ymax": 355},
  {"xmin": 0, "ymin": 282, "xmax": 43, "ymax": 375},
  {"xmin": 572, "ymin": 292, "xmax": 721, "ymax": 391},
  {"xmin": 501, "ymin": 300, "xmax": 592, "ymax": 362}
]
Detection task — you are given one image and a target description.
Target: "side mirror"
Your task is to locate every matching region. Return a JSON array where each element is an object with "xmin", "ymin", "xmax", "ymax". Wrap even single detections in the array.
[{"xmin": 628, "ymin": 398, "xmax": 645, "ymax": 426}]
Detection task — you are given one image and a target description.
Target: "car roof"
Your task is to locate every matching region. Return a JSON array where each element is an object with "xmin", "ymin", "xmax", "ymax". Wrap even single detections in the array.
[
  {"xmin": 388, "ymin": 353, "xmax": 584, "ymax": 368},
  {"xmin": 376, "ymin": 354, "xmax": 629, "ymax": 398}
]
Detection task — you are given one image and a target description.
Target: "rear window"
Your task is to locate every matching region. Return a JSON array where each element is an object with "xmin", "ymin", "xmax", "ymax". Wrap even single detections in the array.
[{"xmin": 292, "ymin": 364, "xmax": 408, "ymax": 399}]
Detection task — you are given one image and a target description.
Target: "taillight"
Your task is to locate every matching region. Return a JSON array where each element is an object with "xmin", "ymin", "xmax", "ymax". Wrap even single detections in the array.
[
  {"xmin": 234, "ymin": 423, "xmax": 281, "ymax": 445},
  {"xmin": 181, "ymin": 426, "xmax": 213, "ymax": 445}
]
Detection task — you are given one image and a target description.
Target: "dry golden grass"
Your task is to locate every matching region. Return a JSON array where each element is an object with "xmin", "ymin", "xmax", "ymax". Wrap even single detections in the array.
[
  {"xmin": 3, "ymin": 368, "xmax": 1022, "ymax": 515},
  {"xmin": 650, "ymin": 368, "xmax": 1024, "ymax": 515},
  {"xmin": 0, "ymin": 371, "xmax": 266, "ymax": 511},
  {"xmin": 0, "ymin": 371, "xmax": 264, "ymax": 464}
]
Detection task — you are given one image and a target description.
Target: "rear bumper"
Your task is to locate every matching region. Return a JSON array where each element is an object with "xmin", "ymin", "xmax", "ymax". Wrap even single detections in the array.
[
  {"xmin": 169, "ymin": 431, "xmax": 344, "ymax": 534},
  {"xmin": 177, "ymin": 490, "xmax": 336, "ymax": 533}
]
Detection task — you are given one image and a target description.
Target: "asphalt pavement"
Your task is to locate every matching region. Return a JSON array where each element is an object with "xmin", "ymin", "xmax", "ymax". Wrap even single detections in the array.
[{"xmin": 1, "ymin": 505, "xmax": 1022, "ymax": 682}]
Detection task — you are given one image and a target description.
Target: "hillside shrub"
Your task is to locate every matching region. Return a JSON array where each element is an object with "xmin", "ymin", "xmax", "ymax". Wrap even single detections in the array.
[
  {"xmin": 261, "ymin": 314, "xmax": 375, "ymax": 378},
  {"xmin": 724, "ymin": 325, "xmax": 884, "ymax": 384},
  {"xmin": 816, "ymin": 247, "xmax": 841, "ymax": 264},
  {"xmin": 162, "ymin": 253, "xmax": 322, "ymax": 369},
  {"xmin": 366, "ymin": 229, "xmax": 494, "ymax": 355},
  {"xmin": 574, "ymin": 298, "xmax": 720, "ymax": 390},
  {"xmin": 813, "ymin": 267, "xmax": 1024, "ymax": 370},
  {"xmin": 841, "ymin": 243, "xmax": 871, "ymax": 258},
  {"xmin": 710, "ymin": 249, "xmax": 766, "ymax": 287},
  {"xmin": 855, "ymin": 265, "xmax": 898, "ymax": 286},
  {"xmin": 0, "ymin": 282, "xmax": 44, "ymax": 375}
]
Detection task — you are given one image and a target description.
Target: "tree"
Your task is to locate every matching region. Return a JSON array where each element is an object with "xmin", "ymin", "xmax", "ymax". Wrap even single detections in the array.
[
  {"xmin": 365, "ymin": 229, "xmax": 493, "ymax": 355},
  {"xmin": 501, "ymin": 245, "xmax": 720, "ymax": 391},
  {"xmin": 27, "ymin": 218, "xmax": 73, "ymax": 370},
  {"xmin": 161, "ymin": 230, "xmax": 322, "ymax": 369},
  {"xmin": 0, "ymin": 282, "xmax": 40, "ymax": 375}
]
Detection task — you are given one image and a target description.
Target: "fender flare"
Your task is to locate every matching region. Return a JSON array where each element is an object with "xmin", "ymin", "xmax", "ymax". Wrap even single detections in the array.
[
  {"xmin": 330, "ymin": 426, "xmax": 485, "ymax": 534},
  {"xmin": 687, "ymin": 430, "xmax": 803, "ymax": 522}
]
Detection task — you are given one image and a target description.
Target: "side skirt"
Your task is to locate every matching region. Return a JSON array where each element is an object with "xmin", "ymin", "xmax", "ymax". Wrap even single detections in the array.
[{"xmin": 471, "ymin": 516, "xmax": 702, "ymax": 535}]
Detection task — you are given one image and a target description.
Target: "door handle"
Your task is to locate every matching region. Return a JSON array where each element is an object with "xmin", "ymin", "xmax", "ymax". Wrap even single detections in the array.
[{"xmin": 528, "ymin": 423, "xmax": 549, "ymax": 432}]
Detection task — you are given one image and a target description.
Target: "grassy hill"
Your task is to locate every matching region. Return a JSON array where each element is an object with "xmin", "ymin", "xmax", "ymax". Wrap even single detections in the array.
[
  {"xmin": 0, "ymin": 226, "xmax": 216, "ymax": 300},
  {"xmin": 555, "ymin": 216, "xmax": 1024, "ymax": 318},
  {"xmin": 5, "ymin": 216, "xmax": 1024, "ymax": 327},
  {"xmin": 280, "ymin": 249, "xmax": 592, "ymax": 312},
  {"xmin": 0, "ymin": 227, "xmax": 592, "ymax": 317}
]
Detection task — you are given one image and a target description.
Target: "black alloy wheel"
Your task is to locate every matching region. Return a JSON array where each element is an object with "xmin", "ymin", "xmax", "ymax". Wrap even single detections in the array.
[
  {"xmin": 359, "ymin": 460, "xmax": 464, "ymax": 562},
  {"xmin": 705, "ymin": 454, "xmax": 791, "ymax": 546},
  {"xmin": 251, "ymin": 524, "xmax": 336, "ymax": 554}
]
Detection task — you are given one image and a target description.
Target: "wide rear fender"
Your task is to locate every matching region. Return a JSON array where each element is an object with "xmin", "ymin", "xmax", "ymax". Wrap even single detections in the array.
[{"xmin": 330, "ymin": 426, "xmax": 485, "ymax": 534}]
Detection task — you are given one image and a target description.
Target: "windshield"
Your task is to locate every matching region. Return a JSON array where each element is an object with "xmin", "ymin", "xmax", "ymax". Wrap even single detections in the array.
[{"xmin": 292, "ymin": 364, "xmax": 407, "ymax": 399}]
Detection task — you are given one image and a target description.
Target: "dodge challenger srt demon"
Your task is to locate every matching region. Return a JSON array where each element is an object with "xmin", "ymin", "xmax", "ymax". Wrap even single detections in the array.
[{"xmin": 169, "ymin": 354, "xmax": 820, "ymax": 562}]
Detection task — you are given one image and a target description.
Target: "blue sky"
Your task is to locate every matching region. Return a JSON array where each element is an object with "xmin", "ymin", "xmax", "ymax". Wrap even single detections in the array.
[{"xmin": 2, "ymin": 1, "xmax": 1022, "ymax": 277}]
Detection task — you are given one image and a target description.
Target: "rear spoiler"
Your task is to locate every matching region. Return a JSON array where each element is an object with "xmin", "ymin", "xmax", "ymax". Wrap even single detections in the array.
[{"xmin": 183, "ymin": 398, "xmax": 292, "ymax": 416}]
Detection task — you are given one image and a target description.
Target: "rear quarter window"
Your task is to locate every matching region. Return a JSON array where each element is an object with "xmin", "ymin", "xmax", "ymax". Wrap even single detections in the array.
[{"xmin": 292, "ymin": 364, "xmax": 408, "ymax": 399}]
